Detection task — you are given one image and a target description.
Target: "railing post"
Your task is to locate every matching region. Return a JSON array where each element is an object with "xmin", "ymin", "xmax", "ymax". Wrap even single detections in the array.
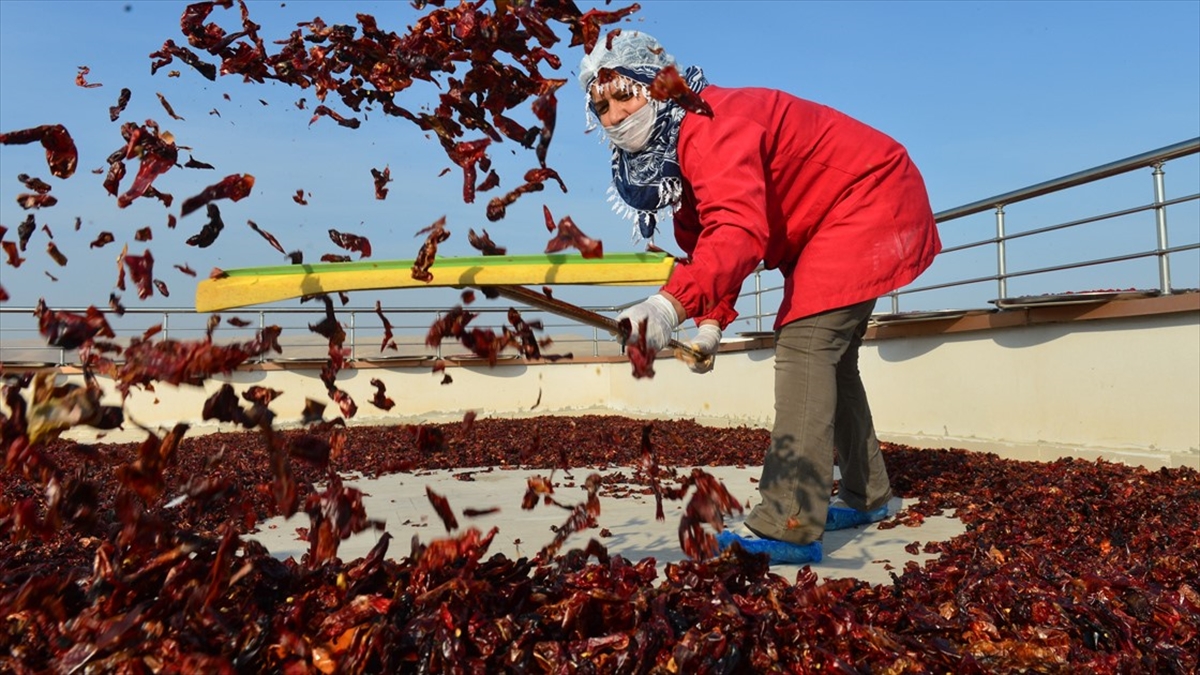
[
  {"xmin": 1152, "ymin": 163, "xmax": 1172, "ymax": 293},
  {"xmin": 434, "ymin": 311, "xmax": 443, "ymax": 359},
  {"xmin": 162, "ymin": 311, "xmax": 169, "ymax": 341},
  {"xmin": 258, "ymin": 310, "xmax": 266, "ymax": 363},
  {"xmin": 754, "ymin": 269, "xmax": 763, "ymax": 332},
  {"xmin": 593, "ymin": 326, "xmax": 599, "ymax": 357},
  {"xmin": 349, "ymin": 310, "xmax": 357, "ymax": 361},
  {"xmin": 995, "ymin": 206, "xmax": 1008, "ymax": 300}
]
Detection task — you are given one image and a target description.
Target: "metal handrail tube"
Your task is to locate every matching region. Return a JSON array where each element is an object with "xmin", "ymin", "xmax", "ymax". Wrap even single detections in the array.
[
  {"xmin": 935, "ymin": 193, "xmax": 1200, "ymax": 256},
  {"xmin": 893, "ymin": 243, "xmax": 1200, "ymax": 299},
  {"xmin": 932, "ymin": 137, "xmax": 1200, "ymax": 222},
  {"xmin": 991, "ymin": 243, "xmax": 1200, "ymax": 283},
  {"xmin": 889, "ymin": 273, "xmax": 1003, "ymax": 297}
]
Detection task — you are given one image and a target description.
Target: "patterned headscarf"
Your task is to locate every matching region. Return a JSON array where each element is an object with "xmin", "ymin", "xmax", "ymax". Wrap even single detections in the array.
[{"xmin": 580, "ymin": 31, "xmax": 709, "ymax": 241}]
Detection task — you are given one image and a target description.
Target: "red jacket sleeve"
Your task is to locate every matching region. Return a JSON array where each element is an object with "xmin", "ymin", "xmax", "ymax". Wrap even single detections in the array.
[{"xmin": 662, "ymin": 110, "xmax": 771, "ymax": 330}]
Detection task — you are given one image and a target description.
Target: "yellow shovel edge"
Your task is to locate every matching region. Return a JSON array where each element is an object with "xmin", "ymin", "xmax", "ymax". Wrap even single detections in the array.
[{"xmin": 195, "ymin": 253, "xmax": 675, "ymax": 312}]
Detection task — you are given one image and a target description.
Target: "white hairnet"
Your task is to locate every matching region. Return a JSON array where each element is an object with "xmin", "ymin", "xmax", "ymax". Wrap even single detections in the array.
[{"xmin": 578, "ymin": 30, "xmax": 677, "ymax": 92}]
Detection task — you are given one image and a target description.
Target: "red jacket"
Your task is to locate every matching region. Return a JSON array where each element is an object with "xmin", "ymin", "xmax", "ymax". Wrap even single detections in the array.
[{"xmin": 661, "ymin": 86, "xmax": 941, "ymax": 329}]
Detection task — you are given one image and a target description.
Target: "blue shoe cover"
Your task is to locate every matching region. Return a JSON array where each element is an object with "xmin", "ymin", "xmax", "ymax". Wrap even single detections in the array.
[
  {"xmin": 825, "ymin": 504, "xmax": 888, "ymax": 531},
  {"xmin": 716, "ymin": 531, "xmax": 823, "ymax": 564}
]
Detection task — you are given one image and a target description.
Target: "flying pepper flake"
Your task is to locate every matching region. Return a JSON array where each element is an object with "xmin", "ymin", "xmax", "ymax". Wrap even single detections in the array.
[
  {"xmin": 248, "ymin": 220, "xmax": 286, "ymax": 255},
  {"xmin": 115, "ymin": 124, "xmax": 178, "ymax": 208},
  {"xmin": 574, "ymin": 6, "xmax": 642, "ymax": 53},
  {"xmin": 374, "ymin": 300, "xmax": 397, "ymax": 352},
  {"xmin": 328, "ymin": 228, "xmax": 371, "ymax": 259},
  {"xmin": 75, "ymin": 65, "xmax": 103, "ymax": 88},
  {"xmin": 17, "ymin": 174, "xmax": 52, "ymax": 194},
  {"xmin": 89, "ymin": 232, "xmax": 116, "ymax": 249},
  {"xmin": 17, "ymin": 215, "xmax": 35, "ymax": 251},
  {"xmin": 649, "ymin": 65, "xmax": 714, "ymax": 117},
  {"xmin": 149, "ymin": 38, "xmax": 216, "ymax": 80},
  {"xmin": 0, "ymin": 124, "xmax": 78, "ymax": 179},
  {"xmin": 123, "ymin": 249, "xmax": 157, "ymax": 300},
  {"xmin": 17, "ymin": 193, "xmax": 58, "ymax": 209},
  {"xmin": 411, "ymin": 217, "xmax": 449, "ymax": 282},
  {"xmin": 34, "ymin": 299, "xmax": 115, "ymax": 350},
  {"xmin": 467, "ymin": 228, "xmax": 506, "ymax": 256},
  {"xmin": 3, "ymin": 241, "xmax": 26, "ymax": 268},
  {"xmin": 425, "ymin": 487, "xmax": 460, "ymax": 532},
  {"xmin": 186, "ymin": 204, "xmax": 226, "ymax": 248},
  {"xmin": 371, "ymin": 166, "xmax": 391, "ymax": 200},
  {"xmin": 46, "ymin": 242, "xmax": 68, "ymax": 267},
  {"xmin": 368, "ymin": 378, "xmax": 395, "ymax": 411},
  {"xmin": 184, "ymin": 155, "xmax": 214, "ymax": 170},
  {"xmin": 309, "ymin": 105, "xmax": 360, "ymax": 129},
  {"xmin": 476, "ymin": 169, "xmax": 500, "ymax": 193},
  {"xmin": 156, "ymin": 92, "xmax": 185, "ymax": 120},
  {"xmin": 109, "ymin": 88, "xmax": 131, "ymax": 121},
  {"xmin": 485, "ymin": 167, "xmax": 565, "ymax": 222},
  {"xmin": 545, "ymin": 214, "xmax": 603, "ymax": 259},
  {"xmin": 180, "ymin": 173, "xmax": 255, "ymax": 217},
  {"xmin": 143, "ymin": 186, "xmax": 173, "ymax": 208}
]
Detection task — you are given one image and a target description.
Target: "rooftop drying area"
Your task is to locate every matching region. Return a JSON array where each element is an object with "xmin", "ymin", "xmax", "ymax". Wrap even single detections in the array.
[{"xmin": 1, "ymin": 137, "xmax": 1196, "ymax": 672}]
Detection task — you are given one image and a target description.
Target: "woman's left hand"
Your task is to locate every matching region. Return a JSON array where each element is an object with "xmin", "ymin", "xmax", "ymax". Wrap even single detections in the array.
[{"xmin": 681, "ymin": 323, "xmax": 721, "ymax": 373}]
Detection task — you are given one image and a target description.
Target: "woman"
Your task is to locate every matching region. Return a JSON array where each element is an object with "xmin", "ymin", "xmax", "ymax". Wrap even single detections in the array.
[{"xmin": 580, "ymin": 31, "xmax": 942, "ymax": 564}]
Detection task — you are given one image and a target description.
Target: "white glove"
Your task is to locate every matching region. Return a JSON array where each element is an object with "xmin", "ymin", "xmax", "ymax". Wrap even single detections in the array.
[
  {"xmin": 617, "ymin": 293, "xmax": 680, "ymax": 353},
  {"xmin": 685, "ymin": 323, "xmax": 721, "ymax": 373}
]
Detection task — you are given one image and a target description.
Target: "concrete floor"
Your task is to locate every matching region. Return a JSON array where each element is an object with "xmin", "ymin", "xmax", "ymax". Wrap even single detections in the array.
[{"xmin": 248, "ymin": 465, "xmax": 966, "ymax": 586}]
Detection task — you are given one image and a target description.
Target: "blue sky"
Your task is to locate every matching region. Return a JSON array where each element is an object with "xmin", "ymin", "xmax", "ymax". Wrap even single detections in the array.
[{"xmin": 1, "ymin": 0, "xmax": 1197, "ymax": 328}]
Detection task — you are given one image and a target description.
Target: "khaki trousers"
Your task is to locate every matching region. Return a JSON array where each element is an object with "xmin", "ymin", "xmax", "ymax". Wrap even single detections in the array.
[{"xmin": 744, "ymin": 298, "xmax": 892, "ymax": 545}]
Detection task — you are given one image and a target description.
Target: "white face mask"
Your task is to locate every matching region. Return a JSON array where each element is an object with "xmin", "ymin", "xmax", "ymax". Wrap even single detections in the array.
[{"xmin": 603, "ymin": 100, "xmax": 657, "ymax": 153}]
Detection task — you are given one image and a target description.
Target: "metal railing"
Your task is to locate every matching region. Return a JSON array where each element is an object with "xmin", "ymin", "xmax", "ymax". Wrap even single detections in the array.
[
  {"xmin": 0, "ymin": 302, "xmax": 632, "ymax": 367},
  {"xmin": 889, "ymin": 137, "xmax": 1200, "ymax": 313},
  {"xmin": 2, "ymin": 138, "xmax": 1198, "ymax": 364}
]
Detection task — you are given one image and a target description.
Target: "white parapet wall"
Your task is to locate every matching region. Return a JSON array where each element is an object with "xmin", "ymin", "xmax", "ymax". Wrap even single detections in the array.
[
  {"xmin": 861, "ymin": 311, "xmax": 1199, "ymax": 469},
  {"xmin": 9, "ymin": 299, "xmax": 1198, "ymax": 470}
]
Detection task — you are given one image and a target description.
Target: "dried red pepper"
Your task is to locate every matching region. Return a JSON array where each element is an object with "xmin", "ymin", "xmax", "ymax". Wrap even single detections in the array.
[
  {"xmin": 109, "ymin": 87, "xmax": 132, "ymax": 121},
  {"xmin": 411, "ymin": 217, "xmax": 449, "ymax": 282},
  {"xmin": 247, "ymin": 219, "xmax": 286, "ymax": 255},
  {"xmin": 89, "ymin": 232, "xmax": 115, "ymax": 249},
  {"xmin": 371, "ymin": 166, "xmax": 391, "ymax": 200},
  {"xmin": 180, "ymin": 173, "xmax": 255, "ymax": 217},
  {"xmin": 185, "ymin": 203, "xmax": 226, "ymax": 248},
  {"xmin": 328, "ymin": 228, "xmax": 372, "ymax": 259},
  {"xmin": 467, "ymin": 228, "xmax": 506, "ymax": 256},
  {"xmin": 0, "ymin": 124, "xmax": 78, "ymax": 178},
  {"xmin": 74, "ymin": 65, "xmax": 102, "ymax": 88},
  {"xmin": 156, "ymin": 92, "xmax": 186, "ymax": 120},
  {"xmin": 545, "ymin": 214, "xmax": 603, "ymax": 259},
  {"xmin": 374, "ymin": 300, "xmax": 397, "ymax": 352}
]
